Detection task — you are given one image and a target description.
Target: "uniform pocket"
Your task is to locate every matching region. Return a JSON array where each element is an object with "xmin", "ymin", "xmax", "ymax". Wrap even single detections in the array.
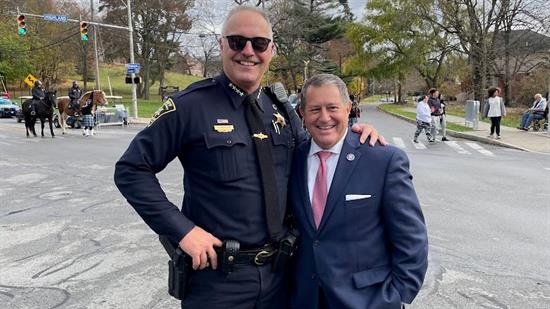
[
  {"xmin": 270, "ymin": 129, "xmax": 293, "ymax": 176},
  {"xmin": 203, "ymin": 132, "xmax": 249, "ymax": 181}
]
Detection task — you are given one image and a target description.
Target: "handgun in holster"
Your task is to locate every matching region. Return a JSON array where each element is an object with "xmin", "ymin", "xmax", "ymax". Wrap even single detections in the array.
[
  {"xmin": 271, "ymin": 228, "xmax": 299, "ymax": 272},
  {"xmin": 159, "ymin": 235, "xmax": 192, "ymax": 300}
]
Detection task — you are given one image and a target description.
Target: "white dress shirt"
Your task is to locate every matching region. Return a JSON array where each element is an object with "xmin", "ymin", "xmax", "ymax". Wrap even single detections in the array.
[{"xmin": 307, "ymin": 129, "xmax": 348, "ymax": 203}]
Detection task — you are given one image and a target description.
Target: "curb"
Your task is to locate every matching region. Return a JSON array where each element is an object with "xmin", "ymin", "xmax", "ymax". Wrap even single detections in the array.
[{"xmin": 376, "ymin": 105, "xmax": 529, "ymax": 152}]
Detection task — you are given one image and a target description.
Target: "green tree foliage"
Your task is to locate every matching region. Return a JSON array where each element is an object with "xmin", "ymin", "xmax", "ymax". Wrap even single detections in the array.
[
  {"xmin": 99, "ymin": 0, "xmax": 193, "ymax": 100},
  {"xmin": 268, "ymin": 0, "xmax": 350, "ymax": 91},
  {"xmin": 0, "ymin": 18, "xmax": 36, "ymax": 85}
]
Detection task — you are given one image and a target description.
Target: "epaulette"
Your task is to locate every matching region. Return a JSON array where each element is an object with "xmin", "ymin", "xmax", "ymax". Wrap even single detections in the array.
[
  {"xmin": 148, "ymin": 78, "xmax": 217, "ymax": 127},
  {"xmin": 173, "ymin": 78, "xmax": 217, "ymax": 99}
]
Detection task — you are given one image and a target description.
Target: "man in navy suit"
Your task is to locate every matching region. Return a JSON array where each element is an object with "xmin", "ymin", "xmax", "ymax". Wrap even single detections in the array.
[{"xmin": 289, "ymin": 73, "xmax": 428, "ymax": 309}]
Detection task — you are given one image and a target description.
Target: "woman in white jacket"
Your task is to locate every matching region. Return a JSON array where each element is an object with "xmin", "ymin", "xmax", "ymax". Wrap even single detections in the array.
[{"xmin": 483, "ymin": 87, "xmax": 506, "ymax": 139}]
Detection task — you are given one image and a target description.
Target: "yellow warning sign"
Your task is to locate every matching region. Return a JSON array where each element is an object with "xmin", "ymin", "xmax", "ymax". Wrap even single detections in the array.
[{"xmin": 23, "ymin": 74, "xmax": 38, "ymax": 87}]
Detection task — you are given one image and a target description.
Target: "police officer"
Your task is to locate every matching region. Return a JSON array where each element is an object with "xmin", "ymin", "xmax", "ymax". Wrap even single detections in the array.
[
  {"xmin": 31, "ymin": 80, "xmax": 45, "ymax": 116},
  {"xmin": 114, "ymin": 6, "xmax": 384, "ymax": 308},
  {"xmin": 68, "ymin": 81, "xmax": 82, "ymax": 111}
]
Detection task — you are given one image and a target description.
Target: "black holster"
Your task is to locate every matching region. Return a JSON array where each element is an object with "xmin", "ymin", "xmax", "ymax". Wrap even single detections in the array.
[
  {"xmin": 272, "ymin": 229, "xmax": 299, "ymax": 272},
  {"xmin": 159, "ymin": 235, "xmax": 192, "ymax": 300}
]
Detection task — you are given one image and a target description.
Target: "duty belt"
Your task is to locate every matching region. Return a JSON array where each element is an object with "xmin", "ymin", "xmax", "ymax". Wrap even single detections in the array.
[{"xmin": 215, "ymin": 243, "xmax": 277, "ymax": 267}]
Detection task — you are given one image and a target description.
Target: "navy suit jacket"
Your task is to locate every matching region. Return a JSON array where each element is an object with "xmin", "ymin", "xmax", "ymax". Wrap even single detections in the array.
[{"xmin": 289, "ymin": 132, "xmax": 428, "ymax": 309}]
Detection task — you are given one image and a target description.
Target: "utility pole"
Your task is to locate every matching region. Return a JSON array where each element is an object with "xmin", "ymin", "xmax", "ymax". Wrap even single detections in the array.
[
  {"xmin": 91, "ymin": 0, "xmax": 100, "ymax": 90},
  {"xmin": 127, "ymin": 0, "xmax": 138, "ymax": 119}
]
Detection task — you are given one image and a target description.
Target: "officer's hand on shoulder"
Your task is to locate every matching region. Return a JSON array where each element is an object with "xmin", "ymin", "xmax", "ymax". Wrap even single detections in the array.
[
  {"xmin": 179, "ymin": 226, "xmax": 222, "ymax": 270},
  {"xmin": 351, "ymin": 123, "xmax": 388, "ymax": 146}
]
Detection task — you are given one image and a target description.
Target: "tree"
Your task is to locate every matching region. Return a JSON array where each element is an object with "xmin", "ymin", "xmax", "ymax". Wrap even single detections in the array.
[
  {"xmin": 268, "ymin": 0, "xmax": 350, "ymax": 90},
  {"xmin": 99, "ymin": 0, "xmax": 193, "ymax": 99}
]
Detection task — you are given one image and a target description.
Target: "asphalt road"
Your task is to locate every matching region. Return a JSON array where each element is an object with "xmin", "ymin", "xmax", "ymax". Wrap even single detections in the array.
[{"xmin": 0, "ymin": 107, "xmax": 549, "ymax": 308}]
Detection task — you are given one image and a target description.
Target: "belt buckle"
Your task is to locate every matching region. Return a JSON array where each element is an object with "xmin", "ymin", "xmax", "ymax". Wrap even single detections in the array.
[{"xmin": 254, "ymin": 250, "xmax": 273, "ymax": 266}]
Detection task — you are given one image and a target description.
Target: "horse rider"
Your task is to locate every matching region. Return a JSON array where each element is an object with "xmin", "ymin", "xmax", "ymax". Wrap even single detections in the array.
[
  {"xmin": 31, "ymin": 80, "xmax": 45, "ymax": 116},
  {"xmin": 68, "ymin": 81, "xmax": 82, "ymax": 113}
]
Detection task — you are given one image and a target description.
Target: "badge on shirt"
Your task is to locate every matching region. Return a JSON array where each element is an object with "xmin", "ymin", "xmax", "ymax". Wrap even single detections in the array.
[
  {"xmin": 148, "ymin": 98, "xmax": 176, "ymax": 126},
  {"xmin": 214, "ymin": 124, "xmax": 235, "ymax": 133},
  {"xmin": 272, "ymin": 112, "xmax": 286, "ymax": 134},
  {"xmin": 253, "ymin": 132, "xmax": 268, "ymax": 140}
]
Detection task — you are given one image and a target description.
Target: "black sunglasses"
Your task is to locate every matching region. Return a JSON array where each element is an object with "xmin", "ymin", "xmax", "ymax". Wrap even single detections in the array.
[{"xmin": 224, "ymin": 35, "xmax": 272, "ymax": 52}]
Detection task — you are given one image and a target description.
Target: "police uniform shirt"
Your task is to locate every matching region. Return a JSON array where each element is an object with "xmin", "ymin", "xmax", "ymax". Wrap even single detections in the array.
[{"xmin": 115, "ymin": 73, "xmax": 306, "ymax": 247}]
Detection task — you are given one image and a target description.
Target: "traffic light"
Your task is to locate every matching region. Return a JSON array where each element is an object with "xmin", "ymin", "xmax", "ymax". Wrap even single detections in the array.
[
  {"xmin": 17, "ymin": 15, "xmax": 26, "ymax": 36},
  {"xmin": 79, "ymin": 21, "xmax": 88, "ymax": 41}
]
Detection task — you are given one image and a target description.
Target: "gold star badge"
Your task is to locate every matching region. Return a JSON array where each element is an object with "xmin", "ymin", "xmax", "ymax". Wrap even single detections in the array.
[{"xmin": 273, "ymin": 112, "xmax": 286, "ymax": 127}]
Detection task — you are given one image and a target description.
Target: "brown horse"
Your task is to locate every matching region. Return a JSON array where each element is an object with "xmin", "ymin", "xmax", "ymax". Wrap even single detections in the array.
[{"xmin": 57, "ymin": 90, "xmax": 108, "ymax": 134}]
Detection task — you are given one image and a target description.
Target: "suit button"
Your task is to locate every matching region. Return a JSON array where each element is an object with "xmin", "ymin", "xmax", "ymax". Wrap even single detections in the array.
[
  {"xmin": 313, "ymin": 240, "xmax": 320, "ymax": 247},
  {"xmin": 226, "ymin": 139, "xmax": 232, "ymax": 144}
]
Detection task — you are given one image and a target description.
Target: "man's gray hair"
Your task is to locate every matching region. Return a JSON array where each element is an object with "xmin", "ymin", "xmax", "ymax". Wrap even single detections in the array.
[
  {"xmin": 221, "ymin": 6, "xmax": 273, "ymax": 40},
  {"xmin": 300, "ymin": 73, "xmax": 350, "ymax": 108}
]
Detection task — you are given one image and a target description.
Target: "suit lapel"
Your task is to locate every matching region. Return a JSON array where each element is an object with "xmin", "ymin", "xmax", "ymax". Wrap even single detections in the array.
[
  {"xmin": 296, "ymin": 140, "xmax": 317, "ymax": 232},
  {"xmin": 316, "ymin": 132, "xmax": 362, "ymax": 233}
]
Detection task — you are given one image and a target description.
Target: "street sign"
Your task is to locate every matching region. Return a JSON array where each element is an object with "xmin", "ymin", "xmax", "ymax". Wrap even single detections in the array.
[
  {"xmin": 43, "ymin": 14, "xmax": 68, "ymax": 22},
  {"xmin": 126, "ymin": 63, "xmax": 141, "ymax": 74},
  {"xmin": 23, "ymin": 74, "xmax": 38, "ymax": 87}
]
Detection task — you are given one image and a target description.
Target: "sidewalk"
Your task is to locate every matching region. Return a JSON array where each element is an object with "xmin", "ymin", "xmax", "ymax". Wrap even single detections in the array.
[{"xmin": 381, "ymin": 106, "xmax": 550, "ymax": 154}]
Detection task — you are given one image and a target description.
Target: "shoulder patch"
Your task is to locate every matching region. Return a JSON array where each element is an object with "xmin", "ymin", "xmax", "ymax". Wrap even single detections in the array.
[{"xmin": 148, "ymin": 98, "xmax": 177, "ymax": 126}]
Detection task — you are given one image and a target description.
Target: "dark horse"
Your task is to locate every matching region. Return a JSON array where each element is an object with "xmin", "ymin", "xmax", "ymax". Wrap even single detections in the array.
[{"xmin": 22, "ymin": 90, "xmax": 57, "ymax": 138}]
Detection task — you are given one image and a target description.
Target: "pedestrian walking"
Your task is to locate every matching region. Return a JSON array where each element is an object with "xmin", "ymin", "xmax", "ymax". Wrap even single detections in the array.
[
  {"xmin": 482, "ymin": 87, "xmax": 506, "ymax": 139},
  {"xmin": 414, "ymin": 95, "xmax": 433, "ymax": 143}
]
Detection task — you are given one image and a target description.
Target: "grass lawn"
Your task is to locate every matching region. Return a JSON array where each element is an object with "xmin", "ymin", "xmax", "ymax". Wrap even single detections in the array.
[{"xmin": 444, "ymin": 102, "xmax": 522, "ymax": 128}]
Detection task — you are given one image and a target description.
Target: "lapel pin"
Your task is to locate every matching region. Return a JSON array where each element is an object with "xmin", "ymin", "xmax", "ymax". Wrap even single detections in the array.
[{"xmin": 346, "ymin": 153, "xmax": 355, "ymax": 161}]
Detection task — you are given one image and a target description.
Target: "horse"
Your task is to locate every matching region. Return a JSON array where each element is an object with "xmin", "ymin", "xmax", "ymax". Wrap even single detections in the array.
[
  {"xmin": 57, "ymin": 90, "xmax": 108, "ymax": 134},
  {"xmin": 22, "ymin": 90, "xmax": 57, "ymax": 138}
]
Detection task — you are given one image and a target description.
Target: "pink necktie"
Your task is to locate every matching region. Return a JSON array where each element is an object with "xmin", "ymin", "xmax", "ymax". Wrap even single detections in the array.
[{"xmin": 312, "ymin": 151, "xmax": 331, "ymax": 228}]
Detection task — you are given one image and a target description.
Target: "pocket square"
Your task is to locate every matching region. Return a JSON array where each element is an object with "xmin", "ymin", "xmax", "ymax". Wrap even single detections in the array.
[{"xmin": 346, "ymin": 194, "xmax": 372, "ymax": 201}]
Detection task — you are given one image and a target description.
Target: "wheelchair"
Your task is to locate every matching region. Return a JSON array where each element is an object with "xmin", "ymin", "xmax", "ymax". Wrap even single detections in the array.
[{"xmin": 531, "ymin": 106, "xmax": 548, "ymax": 131}]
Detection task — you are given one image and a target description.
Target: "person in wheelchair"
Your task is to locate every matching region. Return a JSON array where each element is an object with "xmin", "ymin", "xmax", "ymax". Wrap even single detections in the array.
[
  {"xmin": 532, "ymin": 104, "xmax": 548, "ymax": 131},
  {"xmin": 517, "ymin": 93, "xmax": 547, "ymax": 131},
  {"xmin": 30, "ymin": 80, "xmax": 45, "ymax": 116}
]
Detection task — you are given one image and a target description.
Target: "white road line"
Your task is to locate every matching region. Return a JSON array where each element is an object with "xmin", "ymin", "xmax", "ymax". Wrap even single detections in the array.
[
  {"xmin": 544, "ymin": 168, "xmax": 550, "ymax": 171},
  {"xmin": 464, "ymin": 142, "xmax": 495, "ymax": 157},
  {"xmin": 445, "ymin": 141, "xmax": 471, "ymax": 154},
  {"xmin": 0, "ymin": 141, "xmax": 12, "ymax": 146},
  {"xmin": 412, "ymin": 141, "xmax": 427, "ymax": 149},
  {"xmin": 392, "ymin": 137, "xmax": 406, "ymax": 149}
]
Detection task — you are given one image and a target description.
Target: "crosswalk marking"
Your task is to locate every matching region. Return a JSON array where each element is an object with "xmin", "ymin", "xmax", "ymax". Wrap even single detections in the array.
[
  {"xmin": 464, "ymin": 142, "xmax": 494, "ymax": 157},
  {"xmin": 444, "ymin": 141, "xmax": 471, "ymax": 154},
  {"xmin": 392, "ymin": 137, "xmax": 406, "ymax": 149},
  {"xmin": 412, "ymin": 141, "xmax": 427, "ymax": 149}
]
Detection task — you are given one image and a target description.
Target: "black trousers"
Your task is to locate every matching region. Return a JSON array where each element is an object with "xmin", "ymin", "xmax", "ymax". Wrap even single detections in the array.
[
  {"xmin": 181, "ymin": 264, "xmax": 288, "ymax": 309},
  {"xmin": 490, "ymin": 116, "xmax": 501, "ymax": 135}
]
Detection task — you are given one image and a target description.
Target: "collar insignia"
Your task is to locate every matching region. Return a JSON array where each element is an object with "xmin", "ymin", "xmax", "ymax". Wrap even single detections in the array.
[
  {"xmin": 228, "ymin": 83, "xmax": 245, "ymax": 97},
  {"xmin": 253, "ymin": 132, "xmax": 268, "ymax": 140}
]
